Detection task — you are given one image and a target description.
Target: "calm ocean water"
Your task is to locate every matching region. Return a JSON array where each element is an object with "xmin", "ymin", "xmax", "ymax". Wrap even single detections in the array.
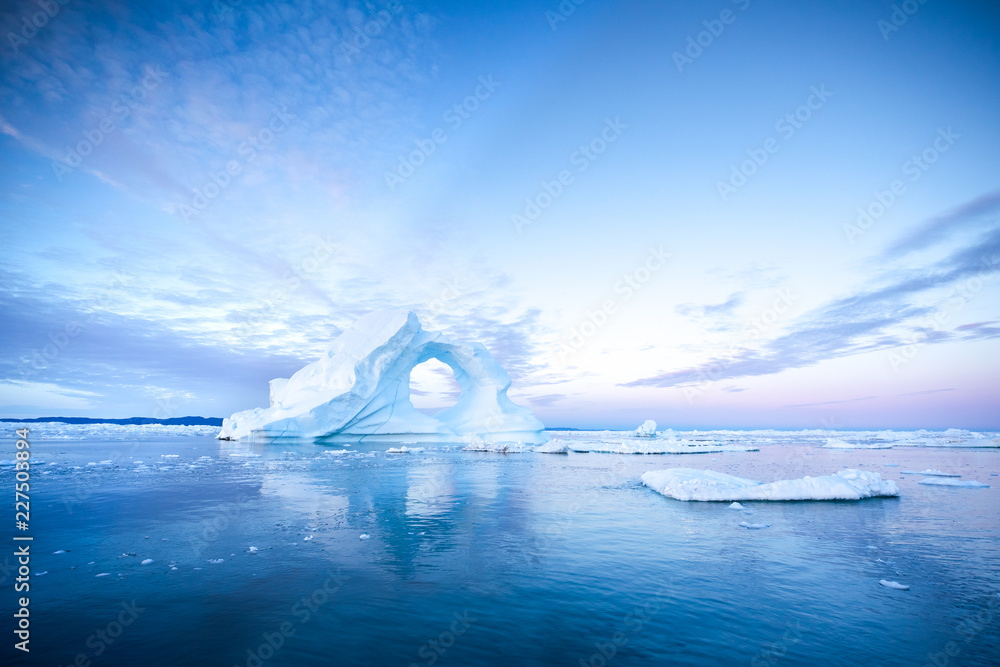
[{"xmin": 3, "ymin": 434, "xmax": 999, "ymax": 666}]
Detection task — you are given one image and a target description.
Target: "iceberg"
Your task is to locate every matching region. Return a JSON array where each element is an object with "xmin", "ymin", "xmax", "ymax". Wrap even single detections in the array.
[
  {"xmin": 219, "ymin": 311, "xmax": 547, "ymax": 444},
  {"xmin": 641, "ymin": 468, "xmax": 900, "ymax": 501},
  {"xmin": 633, "ymin": 420, "xmax": 657, "ymax": 437}
]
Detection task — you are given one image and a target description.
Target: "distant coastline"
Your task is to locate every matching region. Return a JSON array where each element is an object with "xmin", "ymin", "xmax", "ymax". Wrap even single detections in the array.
[{"xmin": 0, "ymin": 416, "xmax": 223, "ymax": 426}]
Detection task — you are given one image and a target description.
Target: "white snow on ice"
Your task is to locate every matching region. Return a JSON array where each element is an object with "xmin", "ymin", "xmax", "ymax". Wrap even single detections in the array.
[{"xmin": 641, "ymin": 468, "xmax": 900, "ymax": 501}]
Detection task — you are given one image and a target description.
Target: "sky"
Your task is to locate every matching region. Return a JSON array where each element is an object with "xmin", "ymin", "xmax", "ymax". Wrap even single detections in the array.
[{"xmin": 0, "ymin": 0, "xmax": 998, "ymax": 430}]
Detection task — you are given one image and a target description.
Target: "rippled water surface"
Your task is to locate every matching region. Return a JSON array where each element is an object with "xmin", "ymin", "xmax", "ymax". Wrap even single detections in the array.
[{"xmin": 4, "ymin": 432, "xmax": 1000, "ymax": 666}]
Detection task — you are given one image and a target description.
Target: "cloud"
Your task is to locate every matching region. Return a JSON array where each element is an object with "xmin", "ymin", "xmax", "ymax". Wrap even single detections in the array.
[
  {"xmin": 882, "ymin": 189, "xmax": 1000, "ymax": 258},
  {"xmin": 675, "ymin": 291, "xmax": 745, "ymax": 318},
  {"xmin": 621, "ymin": 199, "xmax": 1000, "ymax": 390}
]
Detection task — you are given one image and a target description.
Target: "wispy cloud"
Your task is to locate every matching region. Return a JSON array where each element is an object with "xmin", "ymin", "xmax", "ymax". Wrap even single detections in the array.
[{"xmin": 622, "ymin": 193, "xmax": 1000, "ymax": 390}]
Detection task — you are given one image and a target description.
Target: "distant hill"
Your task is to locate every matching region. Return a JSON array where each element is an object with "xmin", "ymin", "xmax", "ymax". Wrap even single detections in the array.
[{"xmin": 0, "ymin": 416, "xmax": 223, "ymax": 426}]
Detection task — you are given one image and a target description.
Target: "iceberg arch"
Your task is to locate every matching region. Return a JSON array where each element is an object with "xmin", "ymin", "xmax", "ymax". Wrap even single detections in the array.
[{"xmin": 219, "ymin": 311, "xmax": 548, "ymax": 444}]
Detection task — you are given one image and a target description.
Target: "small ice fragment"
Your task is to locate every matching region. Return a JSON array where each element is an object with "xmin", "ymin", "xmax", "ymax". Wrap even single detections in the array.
[
  {"xmin": 53, "ymin": 550, "xmax": 66, "ymax": 554},
  {"xmin": 171, "ymin": 567, "xmax": 178, "ymax": 571},
  {"xmin": 35, "ymin": 571, "xmax": 48, "ymax": 576},
  {"xmin": 879, "ymin": 580, "xmax": 909, "ymax": 590},
  {"xmin": 359, "ymin": 534, "xmax": 371, "ymax": 540},
  {"xmin": 248, "ymin": 546, "xmax": 258, "ymax": 553},
  {"xmin": 739, "ymin": 522, "xmax": 770, "ymax": 529},
  {"xmin": 919, "ymin": 478, "xmax": 989, "ymax": 488},
  {"xmin": 141, "ymin": 559, "xmax": 154, "ymax": 565},
  {"xmin": 208, "ymin": 559, "xmax": 224, "ymax": 564},
  {"xmin": 728, "ymin": 502, "xmax": 744, "ymax": 510},
  {"xmin": 88, "ymin": 561, "xmax": 95, "ymax": 565},
  {"xmin": 95, "ymin": 573, "xmax": 111, "ymax": 577},
  {"xmin": 303, "ymin": 536, "xmax": 313, "ymax": 542}
]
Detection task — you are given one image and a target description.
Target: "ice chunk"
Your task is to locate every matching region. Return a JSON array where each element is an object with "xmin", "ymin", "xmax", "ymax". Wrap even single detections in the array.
[
  {"xmin": 901, "ymin": 469, "xmax": 961, "ymax": 477},
  {"xmin": 53, "ymin": 550, "xmax": 66, "ymax": 554},
  {"xmin": 95, "ymin": 573, "xmax": 111, "ymax": 577},
  {"xmin": 386, "ymin": 446, "xmax": 425, "ymax": 454},
  {"xmin": 534, "ymin": 441, "xmax": 571, "ymax": 454},
  {"xmin": 822, "ymin": 439, "xmax": 892, "ymax": 449},
  {"xmin": 728, "ymin": 502, "xmax": 744, "ymax": 510},
  {"xmin": 141, "ymin": 559, "xmax": 154, "ymax": 565},
  {"xmin": 463, "ymin": 441, "xmax": 533, "ymax": 453},
  {"xmin": 641, "ymin": 468, "xmax": 900, "ymax": 501},
  {"xmin": 359, "ymin": 534, "xmax": 371, "ymax": 540},
  {"xmin": 918, "ymin": 478, "xmax": 989, "ymax": 488},
  {"xmin": 739, "ymin": 522, "xmax": 770, "ymax": 529},
  {"xmin": 208, "ymin": 559, "xmax": 224, "ymax": 564},
  {"xmin": 218, "ymin": 311, "xmax": 547, "ymax": 444},
  {"xmin": 879, "ymin": 580, "xmax": 909, "ymax": 590},
  {"xmin": 633, "ymin": 420, "xmax": 657, "ymax": 437}
]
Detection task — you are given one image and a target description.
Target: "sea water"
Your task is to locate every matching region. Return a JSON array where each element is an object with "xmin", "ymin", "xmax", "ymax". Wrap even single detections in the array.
[{"xmin": 2, "ymin": 429, "xmax": 999, "ymax": 666}]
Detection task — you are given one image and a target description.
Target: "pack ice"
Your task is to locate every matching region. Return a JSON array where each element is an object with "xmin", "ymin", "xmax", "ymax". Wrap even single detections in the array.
[
  {"xmin": 218, "ymin": 311, "xmax": 548, "ymax": 444},
  {"xmin": 641, "ymin": 468, "xmax": 900, "ymax": 501}
]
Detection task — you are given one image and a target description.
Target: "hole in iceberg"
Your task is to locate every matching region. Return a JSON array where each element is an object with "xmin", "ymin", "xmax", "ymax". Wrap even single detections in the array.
[{"xmin": 408, "ymin": 358, "xmax": 462, "ymax": 416}]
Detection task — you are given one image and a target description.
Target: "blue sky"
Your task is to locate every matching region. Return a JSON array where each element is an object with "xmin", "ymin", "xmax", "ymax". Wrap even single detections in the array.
[{"xmin": 1, "ymin": 0, "xmax": 998, "ymax": 429}]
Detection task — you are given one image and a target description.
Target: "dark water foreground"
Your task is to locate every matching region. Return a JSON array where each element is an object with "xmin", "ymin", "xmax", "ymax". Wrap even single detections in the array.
[{"xmin": 2, "ymin": 435, "xmax": 999, "ymax": 666}]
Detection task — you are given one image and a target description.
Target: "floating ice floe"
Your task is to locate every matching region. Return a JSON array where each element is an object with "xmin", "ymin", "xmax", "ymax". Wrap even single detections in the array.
[
  {"xmin": 95, "ymin": 573, "xmax": 111, "ymax": 577},
  {"xmin": 53, "ymin": 550, "xmax": 66, "ymax": 554},
  {"xmin": 728, "ymin": 502, "xmax": 744, "ymax": 510},
  {"xmin": 822, "ymin": 439, "xmax": 892, "ymax": 449},
  {"xmin": 739, "ymin": 522, "xmax": 770, "ymax": 529},
  {"xmin": 641, "ymin": 468, "xmax": 900, "ymax": 501},
  {"xmin": 633, "ymin": 420, "xmax": 657, "ymax": 437},
  {"xmin": 901, "ymin": 469, "xmax": 961, "ymax": 477},
  {"xmin": 141, "ymin": 559, "xmax": 154, "ymax": 565},
  {"xmin": 248, "ymin": 546, "xmax": 258, "ymax": 553},
  {"xmin": 218, "ymin": 310, "xmax": 547, "ymax": 444},
  {"xmin": 463, "ymin": 441, "xmax": 533, "ymax": 453},
  {"xmin": 208, "ymin": 559, "xmax": 224, "ymax": 564},
  {"xmin": 386, "ymin": 446, "xmax": 425, "ymax": 454},
  {"xmin": 879, "ymin": 580, "xmax": 909, "ymax": 590},
  {"xmin": 918, "ymin": 478, "xmax": 990, "ymax": 488},
  {"xmin": 359, "ymin": 534, "xmax": 371, "ymax": 540},
  {"xmin": 534, "ymin": 441, "xmax": 571, "ymax": 454},
  {"xmin": 566, "ymin": 439, "xmax": 757, "ymax": 455}
]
